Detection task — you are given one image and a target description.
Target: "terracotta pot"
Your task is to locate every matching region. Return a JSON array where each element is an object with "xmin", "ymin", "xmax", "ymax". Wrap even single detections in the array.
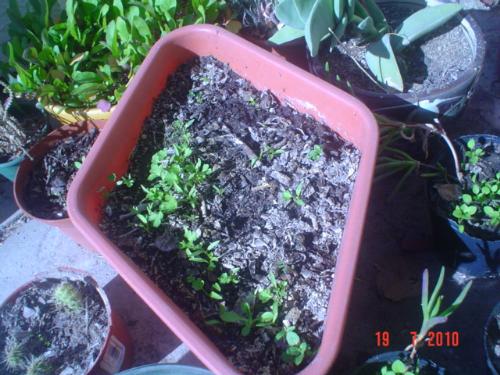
[
  {"xmin": 0, "ymin": 270, "xmax": 132, "ymax": 374},
  {"xmin": 13, "ymin": 121, "xmax": 104, "ymax": 250},
  {"xmin": 308, "ymin": 0, "xmax": 486, "ymax": 123},
  {"xmin": 67, "ymin": 25, "xmax": 378, "ymax": 375}
]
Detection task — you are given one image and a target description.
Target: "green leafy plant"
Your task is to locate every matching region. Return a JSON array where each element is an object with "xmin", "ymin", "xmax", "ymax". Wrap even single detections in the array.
[
  {"xmin": 308, "ymin": 144, "xmax": 323, "ymax": 161},
  {"xmin": 269, "ymin": 0, "xmax": 462, "ymax": 91},
  {"xmin": 275, "ymin": 323, "xmax": 311, "ymax": 365},
  {"xmin": 463, "ymin": 139, "xmax": 485, "ymax": 165},
  {"xmin": 179, "ymin": 228, "xmax": 219, "ymax": 272},
  {"xmin": 74, "ymin": 156, "xmax": 85, "ymax": 170},
  {"xmin": 2, "ymin": 337, "xmax": 24, "ymax": 370},
  {"xmin": 136, "ymin": 119, "xmax": 212, "ymax": 229},
  {"xmin": 52, "ymin": 281, "xmax": 84, "ymax": 311},
  {"xmin": 380, "ymin": 359, "xmax": 415, "ymax": 375},
  {"xmin": 3, "ymin": 0, "xmax": 225, "ymax": 109},
  {"xmin": 251, "ymin": 145, "xmax": 284, "ymax": 168},
  {"xmin": 25, "ymin": 355, "xmax": 52, "ymax": 375},
  {"xmin": 282, "ymin": 182, "xmax": 305, "ymax": 206}
]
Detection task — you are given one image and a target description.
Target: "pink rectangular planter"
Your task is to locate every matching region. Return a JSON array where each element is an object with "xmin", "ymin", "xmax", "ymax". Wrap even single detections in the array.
[{"xmin": 68, "ymin": 25, "xmax": 378, "ymax": 375}]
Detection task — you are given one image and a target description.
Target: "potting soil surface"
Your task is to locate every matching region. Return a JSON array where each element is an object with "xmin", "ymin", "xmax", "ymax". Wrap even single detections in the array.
[
  {"xmin": 101, "ymin": 56, "xmax": 360, "ymax": 374},
  {"xmin": 24, "ymin": 127, "xmax": 98, "ymax": 219},
  {"xmin": 316, "ymin": 4, "xmax": 473, "ymax": 94},
  {"xmin": 0, "ymin": 277, "xmax": 108, "ymax": 375}
]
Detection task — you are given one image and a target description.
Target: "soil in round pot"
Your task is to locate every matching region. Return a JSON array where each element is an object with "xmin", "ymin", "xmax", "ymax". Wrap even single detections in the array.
[
  {"xmin": 353, "ymin": 351, "xmax": 448, "ymax": 375},
  {"xmin": 428, "ymin": 134, "xmax": 499, "ymax": 278},
  {"xmin": 0, "ymin": 276, "xmax": 109, "ymax": 374},
  {"xmin": 485, "ymin": 302, "xmax": 500, "ymax": 375},
  {"xmin": 21, "ymin": 125, "xmax": 99, "ymax": 220},
  {"xmin": 309, "ymin": 1, "xmax": 483, "ymax": 121},
  {"xmin": 101, "ymin": 56, "xmax": 361, "ymax": 374}
]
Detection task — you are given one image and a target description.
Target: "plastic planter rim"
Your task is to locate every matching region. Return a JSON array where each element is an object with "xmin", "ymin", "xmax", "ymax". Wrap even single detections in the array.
[{"xmin": 67, "ymin": 24, "xmax": 379, "ymax": 375}]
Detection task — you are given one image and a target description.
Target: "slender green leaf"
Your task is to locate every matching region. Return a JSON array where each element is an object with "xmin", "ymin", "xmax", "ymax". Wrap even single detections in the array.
[
  {"xmin": 427, "ymin": 266, "xmax": 445, "ymax": 316},
  {"xmin": 440, "ymin": 280, "xmax": 473, "ymax": 317}
]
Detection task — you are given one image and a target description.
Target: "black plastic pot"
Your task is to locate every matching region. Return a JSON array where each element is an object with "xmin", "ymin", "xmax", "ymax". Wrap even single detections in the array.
[
  {"xmin": 308, "ymin": 0, "xmax": 486, "ymax": 123},
  {"xmin": 429, "ymin": 134, "xmax": 499, "ymax": 279},
  {"xmin": 485, "ymin": 302, "xmax": 500, "ymax": 375},
  {"xmin": 353, "ymin": 351, "xmax": 448, "ymax": 374}
]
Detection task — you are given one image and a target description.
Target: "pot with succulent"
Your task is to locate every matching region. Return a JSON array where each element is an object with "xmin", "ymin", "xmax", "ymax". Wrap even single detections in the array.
[
  {"xmin": 376, "ymin": 117, "xmax": 499, "ymax": 279},
  {"xmin": 485, "ymin": 301, "xmax": 500, "ymax": 375},
  {"xmin": 67, "ymin": 25, "xmax": 378, "ymax": 374},
  {"xmin": 0, "ymin": 270, "xmax": 132, "ymax": 375},
  {"xmin": 354, "ymin": 267, "xmax": 472, "ymax": 375},
  {"xmin": 0, "ymin": 81, "xmax": 48, "ymax": 181},
  {"xmin": 2, "ymin": 0, "xmax": 225, "ymax": 125},
  {"xmin": 269, "ymin": 0, "xmax": 485, "ymax": 122}
]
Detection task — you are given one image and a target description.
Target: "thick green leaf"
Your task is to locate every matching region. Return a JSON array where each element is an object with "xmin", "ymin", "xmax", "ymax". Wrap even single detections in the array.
[
  {"xmin": 269, "ymin": 26, "xmax": 305, "ymax": 45},
  {"xmin": 116, "ymin": 17, "xmax": 130, "ymax": 42},
  {"xmin": 395, "ymin": 4, "xmax": 462, "ymax": 49},
  {"xmin": 133, "ymin": 16, "xmax": 152, "ymax": 41},
  {"xmin": 360, "ymin": 0, "xmax": 387, "ymax": 29},
  {"xmin": 333, "ymin": 0, "xmax": 344, "ymax": 22},
  {"xmin": 72, "ymin": 82, "xmax": 105, "ymax": 97},
  {"xmin": 357, "ymin": 16, "xmax": 378, "ymax": 37},
  {"xmin": 106, "ymin": 20, "xmax": 119, "ymax": 56},
  {"xmin": 155, "ymin": 0, "xmax": 177, "ymax": 20},
  {"xmin": 66, "ymin": 0, "xmax": 78, "ymax": 40},
  {"xmin": 347, "ymin": 0, "xmax": 355, "ymax": 21},
  {"xmin": 294, "ymin": 0, "xmax": 316, "ymax": 24},
  {"xmin": 286, "ymin": 331, "xmax": 300, "ymax": 346},
  {"xmin": 366, "ymin": 34, "xmax": 403, "ymax": 91},
  {"xmin": 305, "ymin": 0, "xmax": 333, "ymax": 56},
  {"xmin": 275, "ymin": 0, "xmax": 306, "ymax": 29}
]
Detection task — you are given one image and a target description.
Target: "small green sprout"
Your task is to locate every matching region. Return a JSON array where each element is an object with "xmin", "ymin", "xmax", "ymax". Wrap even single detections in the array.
[
  {"xmin": 218, "ymin": 269, "xmax": 239, "ymax": 285},
  {"xmin": 282, "ymin": 183, "xmax": 305, "ymax": 206},
  {"xmin": 251, "ymin": 145, "xmax": 283, "ymax": 168},
  {"xmin": 484, "ymin": 206, "xmax": 500, "ymax": 227},
  {"xmin": 380, "ymin": 359, "xmax": 414, "ymax": 375},
  {"xmin": 53, "ymin": 282, "xmax": 83, "ymax": 311},
  {"xmin": 464, "ymin": 139, "xmax": 485, "ymax": 165},
  {"xmin": 25, "ymin": 356, "xmax": 51, "ymax": 375},
  {"xmin": 179, "ymin": 228, "xmax": 219, "ymax": 271},
  {"xmin": 186, "ymin": 275, "xmax": 205, "ymax": 291},
  {"xmin": 275, "ymin": 324, "xmax": 311, "ymax": 366},
  {"xmin": 213, "ymin": 185, "xmax": 225, "ymax": 196},
  {"xmin": 73, "ymin": 156, "xmax": 85, "ymax": 170},
  {"xmin": 117, "ymin": 174, "xmax": 134, "ymax": 188},
  {"xmin": 2, "ymin": 337, "xmax": 24, "ymax": 370},
  {"xmin": 248, "ymin": 97, "xmax": 257, "ymax": 106},
  {"xmin": 308, "ymin": 145, "xmax": 323, "ymax": 161}
]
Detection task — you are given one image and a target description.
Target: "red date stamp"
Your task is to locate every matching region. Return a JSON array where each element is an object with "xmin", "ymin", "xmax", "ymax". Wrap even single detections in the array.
[{"xmin": 376, "ymin": 330, "xmax": 461, "ymax": 347}]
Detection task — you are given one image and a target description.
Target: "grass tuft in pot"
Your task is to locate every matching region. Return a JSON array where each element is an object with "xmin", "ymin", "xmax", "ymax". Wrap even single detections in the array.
[
  {"xmin": 53, "ymin": 281, "xmax": 84, "ymax": 312},
  {"xmin": 269, "ymin": 0, "xmax": 462, "ymax": 91},
  {"xmin": 2, "ymin": 337, "xmax": 24, "ymax": 371},
  {"xmin": 24, "ymin": 356, "xmax": 52, "ymax": 375}
]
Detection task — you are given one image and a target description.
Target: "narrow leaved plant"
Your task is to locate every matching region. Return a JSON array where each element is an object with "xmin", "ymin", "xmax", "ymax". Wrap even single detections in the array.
[{"xmin": 269, "ymin": 0, "xmax": 462, "ymax": 91}]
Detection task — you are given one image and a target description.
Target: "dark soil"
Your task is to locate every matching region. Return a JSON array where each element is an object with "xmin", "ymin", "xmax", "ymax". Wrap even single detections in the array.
[
  {"xmin": 24, "ymin": 128, "xmax": 99, "ymax": 219},
  {"xmin": 312, "ymin": 3, "xmax": 473, "ymax": 94},
  {"xmin": 0, "ymin": 277, "xmax": 108, "ymax": 375},
  {"xmin": 101, "ymin": 56, "xmax": 360, "ymax": 374}
]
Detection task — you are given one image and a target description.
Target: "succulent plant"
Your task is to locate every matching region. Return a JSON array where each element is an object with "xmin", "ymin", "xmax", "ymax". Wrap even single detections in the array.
[
  {"xmin": 24, "ymin": 356, "xmax": 51, "ymax": 375},
  {"xmin": 53, "ymin": 281, "xmax": 84, "ymax": 311},
  {"xmin": 2, "ymin": 336, "xmax": 24, "ymax": 370},
  {"xmin": 269, "ymin": 0, "xmax": 462, "ymax": 91}
]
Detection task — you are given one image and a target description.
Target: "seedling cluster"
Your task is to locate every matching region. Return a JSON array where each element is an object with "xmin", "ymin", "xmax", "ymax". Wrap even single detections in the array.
[
  {"xmin": 282, "ymin": 182, "xmax": 305, "ymax": 207},
  {"xmin": 53, "ymin": 281, "xmax": 84, "ymax": 312},
  {"xmin": 2, "ymin": 337, "xmax": 51, "ymax": 374},
  {"xmin": 452, "ymin": 140, "xmax": 499, "ymax": 233}
]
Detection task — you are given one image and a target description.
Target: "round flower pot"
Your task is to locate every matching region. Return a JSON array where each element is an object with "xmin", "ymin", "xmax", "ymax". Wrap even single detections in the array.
[
  {"xmin": 117, "ymin": 364, "xmax": 212, "ymax": 375},
  {"xmin": 485, "ymin": 302, "xmax": 500, "ymax": 375},
  {"xmin": 67, "ymin": 25, "xmax": 378, "ymax": 375},
  {"xmin": 429, "ymin": 134, "xmax": 499, "ymax": 279},
  {"xmin": 44, "ymin": 104, "xmax": 115, "ymax": 125},
  {"xmin": 353, "ymin": 351, "xmax": 448, "ymax": 374},
  {"xmin": 13, "ymin": 121, "xmax": 103, "ymax": 250},
  {"xmin": 0, "ymin": 154, "xmax": 24, "ymax": 182},
  {"xmin": 0, "ymin": 271, "xmax": 132, "ymax": 374},
  {"xmin": 308, "ymin": 0, "xmax": 486, "ymax": 123}
]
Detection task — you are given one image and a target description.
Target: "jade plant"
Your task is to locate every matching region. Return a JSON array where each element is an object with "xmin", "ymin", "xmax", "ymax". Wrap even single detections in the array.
[
  {"xmin": 269, "ymin": 0, "xmax": 462, "ymax": 91},
  {"xmin": 2, "ymin": 0, "xmax": 225, "ymax": 109},
  {"xmin": 378, "ymin": 267, "xmax": 472, "ymax": 374},
  {"xmin": 53, "ymin": 281, "xmax": 84, "ymax": 311}
]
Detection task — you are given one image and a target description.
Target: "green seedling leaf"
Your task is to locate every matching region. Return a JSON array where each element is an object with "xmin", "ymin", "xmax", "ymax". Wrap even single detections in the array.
[
  {"xmin": 282, "ymin": 190, "xmax": 292, "ymax": 201},
  {"xmin": 269, "ymin": 26, "xmax": 305, "ymax": 44},
  {"xmin": 440, "ymin": 280, "xmax": 472, "ymax": 317},
  {"xmin": 467, "ymin": 139, "xmax": 475, "ymax": 150},
  {"xmin": 394, "ymin": 4, "xmax": 462, "ymax": 50},
  {"xmin": 209, "ymin": 291, "xmax": 223, "ymax": 300},
  {"xmin": 304, "ymin": 0, "xmax": 333, "ymax": 57},
  {"xmin": 391, "ymin": 359, "xmax": 407, "ymax": 373},
  {"xmin": 366, "ymin": 34, "xmax": 403, "ymax": 91},
  {"xmin": 286, "ymin": 331, "xmax": 300, "ymax": 346}
]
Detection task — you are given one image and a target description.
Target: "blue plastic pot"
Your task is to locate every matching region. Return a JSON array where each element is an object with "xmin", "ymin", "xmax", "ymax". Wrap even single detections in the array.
[
  {"xmin": 0, "ymin": 154, "xmax": 24, "ymax": 182},
  {"xmin": 429, "ymin": 134, "xmax": 499, "ymax": 279},
  {"xmin": 117, "ymin": 364, "xmax": 212, "ymax": 375}
]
